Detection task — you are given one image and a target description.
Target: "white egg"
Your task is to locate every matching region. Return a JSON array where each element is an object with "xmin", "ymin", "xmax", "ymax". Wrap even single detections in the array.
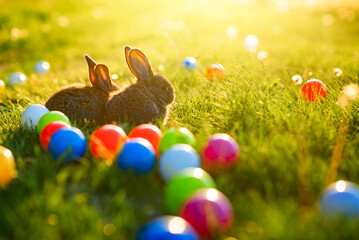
[
  {"xmin": 34, "ymin": 61, "xmax": 50, "ymax": 74},
  {"xmin": 8, "ymin": 72, "xmax": 26, "ymax": 87},
  {"xmin": 21, "ymin": 104, "xmax": 49, "ymax": 130}
]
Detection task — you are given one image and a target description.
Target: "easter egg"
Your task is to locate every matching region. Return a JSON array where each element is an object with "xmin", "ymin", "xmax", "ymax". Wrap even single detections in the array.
[
  {"xmin": 320, "ymin": 180, "xmax": 359, "ymax": 219},
  {"xmin": 136, "ymin": 216, "xmax": 199, "ymax": 240},
  {"xmin": 158, "ymin": 128, "xmax": 195, "ymax": 155},
  {"xmin": 116, "ymin": 138, "xmax": 156, "ymax": 174},
  {"xmin": 48, "ymin": 127, "xmax": 87, "ymax": 162},
  {"xmin": 90, "ymin": 124, "xmax": 127, "ymax": 163},
  {"xmin": 164, "ymin": 168, "xmax": 216, "ymax": 214},
  {"xmin": 180, "ymin": 188, "xmax": 234, "ymax": 239},
  {"xmin": 21, "ymin": 104, "xmax": 49, "ymax": 130},
  {"xmin": 183, "ymin": 57, "xmax": 197, "ymax": 70},
  {"xmin": 8, "ymin": 72, "xmax": 26, "ymax": 87},
  {"xmin": 0, "ymin": 80, "xmax": 5, "ymax": 94},
  {"xmin": 34, "ymin": 61, "xmax": 50, "ymax": 74},
  {"xmin": 37, "ymin": 111, "xmax": 71, "ymax": 134},
  {"xmin": 159, "ymin": 144, "xmax": 201, "ymax": 181},
  {"xmin": 205, "ymin": 64, "xmax": 226, "ymax": 80},
  {"xmin": 0, "ymin": 146, "xmax": 17, "ymax": 187},
  {"xmin": 128, "ymin": 124, "xmax": 162, "ymax": 153},
  {"xmin": 301, "ymin": 79, "xmax": 327, "ymax": 102},
  {"xmin": 202, "ymin": 133, "xmax": 240, "ymax": 172},
  {"xmin": 39, "ymin": 121, "xmax": 71, "ymax": 150}
]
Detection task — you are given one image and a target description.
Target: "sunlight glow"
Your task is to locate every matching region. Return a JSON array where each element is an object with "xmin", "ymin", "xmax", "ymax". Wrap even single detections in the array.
[
  {"xmin": 257, "ymin": 51, "xmax": 268, "ymax": 61},
  {"xmin": 168, "ymin": 217, "xmax": 186, "ymax": 234},
  {"xmin": 342, "ymin": 83, "xmax": 359, "ymax": 100},
  {"xmin": 193, "ymin": 168, "xmax": 204, "ymax": 178},
  {"xmin": 226, "ymin": 25, "xmax": 238, "ymax": 39},
  {"xmin": 292, "ymin": 75, "xmax": 303, "ymax": 85},
  {"xmin": 4, "ymin": 150, "xmax": 12, "ymax": 159},
  {"xmin": 244, "ymin": 35, "xmax": 259, "ymax": 53},
  {"xmin": 333, "ymin": 68, "xmax": 343, "ymax": 77},
  {"xmin": 206, "ymin": 188, "xmax": 219, "ymax": 202},
  {"xmin": 336, "ymin": 180, "xmax": 347, "ymax": 193}
]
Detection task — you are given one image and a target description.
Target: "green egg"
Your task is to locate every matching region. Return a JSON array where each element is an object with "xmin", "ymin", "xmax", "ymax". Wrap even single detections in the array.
[
  {"xmin": 158, "ymin": 127, "xmax": 195, "ymax": 155},
  {"xmin": 37, "ymin": 111, "xmax": 71, "ymax": 134},
  {"xmin": 164, "ymin": 167, "xmax": 216, "ymax": 215}
]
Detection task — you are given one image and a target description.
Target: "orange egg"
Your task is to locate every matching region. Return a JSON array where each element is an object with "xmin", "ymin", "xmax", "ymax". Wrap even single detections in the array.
[
  {"xmin": 0, "ymin": 146, "xmax": 17, "ymax": 187},
  {"xmin": 128, "ymin": 124, "xmax": 163, "ymax": 153},
  {"xmin": 205, "ymin": 64, "xmax": 226, "ymax": 80}
]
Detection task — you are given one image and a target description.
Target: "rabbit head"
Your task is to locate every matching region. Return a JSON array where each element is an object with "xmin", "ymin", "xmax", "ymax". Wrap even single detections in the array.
[
  {"xmin": 124, "ymin": 46, "xmax": 175, "ymax": 106},
  {"xmin": 85, "ymin": 54, "xmax": 119, "ymax": 93}
]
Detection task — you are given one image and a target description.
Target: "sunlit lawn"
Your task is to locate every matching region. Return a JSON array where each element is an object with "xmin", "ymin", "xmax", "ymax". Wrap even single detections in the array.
[{"xmin": 1, "ymin": 0, "xmax": 359, "ymax": 239}]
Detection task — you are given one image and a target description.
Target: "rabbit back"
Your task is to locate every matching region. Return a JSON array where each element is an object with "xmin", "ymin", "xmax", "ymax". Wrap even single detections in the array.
[
  {"xmin": 106, "ymin": 84, "xmax": 162, "ymax": 125},
  {"xmin": 46, "ymin": 83, "xmax": 108, "ymax": 123}
]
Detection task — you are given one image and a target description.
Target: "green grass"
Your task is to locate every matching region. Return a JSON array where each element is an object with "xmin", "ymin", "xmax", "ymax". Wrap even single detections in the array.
[{"xmin": 1, "ymin": 0, "xmax": 359, "ymax": 239}]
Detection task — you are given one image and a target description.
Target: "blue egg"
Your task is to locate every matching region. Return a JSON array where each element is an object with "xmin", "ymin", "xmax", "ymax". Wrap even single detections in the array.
[
  {"xmin": 320, "ymin": 180, "xmax": 359, "ymax": 219},
  {"xmin": 48, "ymin": 127, "xmax": 87, "ymax": 163},
  {"xmin": 8, "ymin": 72, "xmax": 26, "ymax": 87},
  {"xmin": 116, "ymin": 138, "xmax": 156, "ymax": 174},
  {"xmin": 159, "ymin": 144, "xmax": 201, "ymax": 181},
  {"xmin": 136, "ymin": 216, "xmax": 199, "ymax": 240},
  {"xmin": 183, "ymin": 57, "xmax": 197, "ymax": 70},
  {"xmin": 34, "ymin": 61, "xmax": 50, "ymax": 74}
]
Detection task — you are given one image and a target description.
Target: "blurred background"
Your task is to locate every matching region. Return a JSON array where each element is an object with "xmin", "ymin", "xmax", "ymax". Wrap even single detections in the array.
[{"xmin": 0, "ymin": 0, "xmax": 358, "ymax": 89}]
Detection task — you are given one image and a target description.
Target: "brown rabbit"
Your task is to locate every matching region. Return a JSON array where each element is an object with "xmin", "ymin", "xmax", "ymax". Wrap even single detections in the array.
[
  {"xmin": 45, "ymin": 55, "xmax": 119, "ymax": 123},
  {"xmin": 106, "ymin": 46, "xmax": 175, "ymax": 125}
]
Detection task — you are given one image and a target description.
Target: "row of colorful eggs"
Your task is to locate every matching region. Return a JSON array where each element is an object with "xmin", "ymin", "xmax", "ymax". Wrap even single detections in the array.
[{"xmin": 21, "ymin": 104, "xmax": 239, "ymax": 239}]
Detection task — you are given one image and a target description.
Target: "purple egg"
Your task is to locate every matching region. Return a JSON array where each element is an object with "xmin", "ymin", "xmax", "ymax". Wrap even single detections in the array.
[
  {"xmin": 202, "ymin": 133, "xmax": 239, "ymax": 172},
  {"xmin": 180, "ymin": 188, "xmax": 233, "ymax": 239}
]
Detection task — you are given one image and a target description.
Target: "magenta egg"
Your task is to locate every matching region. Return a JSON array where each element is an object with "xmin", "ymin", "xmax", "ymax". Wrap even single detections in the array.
[
  {"xmin": 180, "ymin": 188, "xmax": 234, "ymax": 239},
  {"xmin": 202, "ymin": 133, "xmax": 239, "ymax": 172}
]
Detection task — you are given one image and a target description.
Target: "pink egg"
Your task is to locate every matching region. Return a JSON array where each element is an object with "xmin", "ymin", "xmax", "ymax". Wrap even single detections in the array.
[
  {"xmin": 180, "ymin": 188, "xmax": 234, "ymax": 239},
  {"xmin": 202, "ymin": 133, "xmax": 239, "ymax": 172}
]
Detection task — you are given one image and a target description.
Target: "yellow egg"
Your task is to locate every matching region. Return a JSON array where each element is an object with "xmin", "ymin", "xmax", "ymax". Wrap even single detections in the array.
[
  {"xmin": 0, "ymin": 145, "xmax": 17, "ymax": 187},
  {"xmin": 0, "ymin": 80, "xmax": 5, "ymax": 94}
]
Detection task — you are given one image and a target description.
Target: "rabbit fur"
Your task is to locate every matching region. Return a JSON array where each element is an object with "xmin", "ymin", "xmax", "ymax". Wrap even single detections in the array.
[
  {"xmin": 45, "ymin": 46, "xmax": 174, "ymax": 125},
  {"xmin": 106, "ymin": 46, "xmax": 175, "ymax": 125},
  {"xmin": 45, "ymin": 55, "xmax": 119, "ymax": 123}
]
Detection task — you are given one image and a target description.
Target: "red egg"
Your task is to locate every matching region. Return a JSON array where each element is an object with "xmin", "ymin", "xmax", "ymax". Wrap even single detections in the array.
[
  {"xmin": 90, "ymin": 124, "xmax": 127, "ymax": 163},
  {"xmin": 180, "ymin": 188, "xmax": 234, "ymax": 239},
  {"xmin": 301, "ymin": 79, "xmax": 327, "ymax": 102},
  {"xmin": 128, "ymin": 124, "xmax": 163, "ymax": 153},
  {"xmin": 39, "ymin": 121, "xmax": 71, "ymax": 150},
  {"xmin": 202, "ymin": 133, "xmax": 240, "ymax": 172}
]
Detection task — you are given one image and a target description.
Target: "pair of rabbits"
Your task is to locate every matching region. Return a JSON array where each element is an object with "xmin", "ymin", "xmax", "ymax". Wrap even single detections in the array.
[{"xmin": 45, "ymin": 46, "xmax": 175, "ymax": 125}]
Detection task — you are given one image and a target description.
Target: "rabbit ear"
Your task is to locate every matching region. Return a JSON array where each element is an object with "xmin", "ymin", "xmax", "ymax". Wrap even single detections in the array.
[
  {"xmin": 128, "ymin": 48, "xmax": 153, "ymax": 83},
  {"xmin": 94, "ymin": 64, "xmax": 111, "ymax": 91},
  {"xmin": 124, "ymin": 45, "xmax": 132, "ymax": 73},
  {"xmin": 85, "ymin": 55, "xmax": 97, "ymax": 85}
]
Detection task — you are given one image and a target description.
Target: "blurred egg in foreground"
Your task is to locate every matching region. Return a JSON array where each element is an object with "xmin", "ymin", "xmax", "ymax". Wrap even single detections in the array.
[
  {"xmin": 0, "ymin": 80, "xmax": 5, "ymax": 94},
  {"xmin": 136, "ymin": 216, "xmax": 199, "ymax": 240},
  {"xmin": 0, "ymin": 146, "xmax": 17, "ymax": 187},
  {"xmin": 320, "ymin": 180, "xmax": 359, "ymax": 220}
]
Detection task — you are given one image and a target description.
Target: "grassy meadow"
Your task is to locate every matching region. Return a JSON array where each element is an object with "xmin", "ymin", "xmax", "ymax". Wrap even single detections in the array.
[{"xmin": 1, "ymin": 0, "xmax": 359, "ymax": 239}]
